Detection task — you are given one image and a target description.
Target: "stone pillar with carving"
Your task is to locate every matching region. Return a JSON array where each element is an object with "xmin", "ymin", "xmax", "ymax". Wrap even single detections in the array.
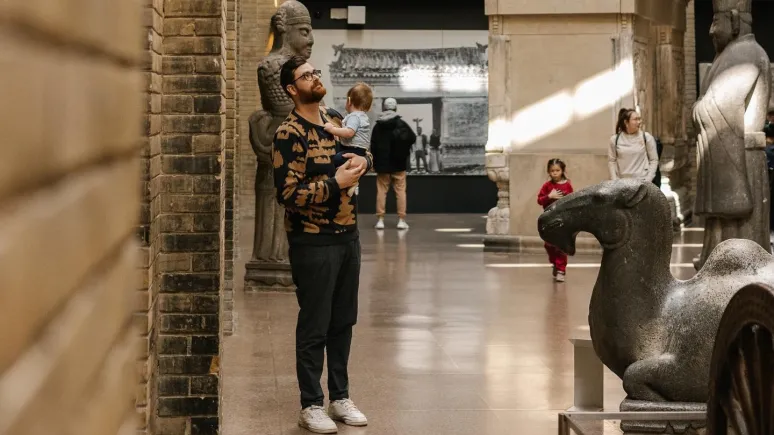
[
  {"xmin": 485, "ymin": 15, "xmax": 511, "ymax": 237},
  {"xmin": 654, "ymin": 23, "xmax": 688, "ymax": 232}
]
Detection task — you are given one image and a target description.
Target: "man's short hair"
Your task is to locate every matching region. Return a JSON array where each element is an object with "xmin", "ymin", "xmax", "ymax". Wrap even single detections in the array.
[
  {"xmin": 280, "ymin": 55, "xmax": 308, "ymax": 97},
  {"xmin": 347, "ymin": 83, "xmax": 373, "ymax": 111},
  {"xmin": 768, "ymin": 108, "xmax": 774, "ymax": 116}
]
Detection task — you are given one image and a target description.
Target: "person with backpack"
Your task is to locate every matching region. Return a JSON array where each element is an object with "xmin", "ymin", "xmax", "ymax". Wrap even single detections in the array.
[
  {"xmin": 608, "ymin": 108, "xmax": 659, "ymax": 184},
  {"xmin": 370, "ymin": 97, "xmax": 416, "ymax": 230}
]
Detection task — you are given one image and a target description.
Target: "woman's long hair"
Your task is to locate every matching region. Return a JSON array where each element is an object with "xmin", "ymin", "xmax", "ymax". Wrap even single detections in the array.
[{"xmin": 616, "ymin": 108, "xmax": 636, "ymax": 134}]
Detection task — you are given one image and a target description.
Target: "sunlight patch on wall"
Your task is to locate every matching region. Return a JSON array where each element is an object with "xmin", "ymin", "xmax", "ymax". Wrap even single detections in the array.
[
  {"xmin": 398, "ymin": 65, "xmax": 488, "ymax": 93},
  {"xmin": 485, "ymin": 57, "xmax": 634, "ymax": 152}
]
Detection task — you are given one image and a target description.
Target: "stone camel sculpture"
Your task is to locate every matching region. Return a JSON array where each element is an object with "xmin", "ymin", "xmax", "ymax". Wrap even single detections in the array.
[{"xmin": 538, "ymin": 179, "xmax": 774, "ymax": 404}]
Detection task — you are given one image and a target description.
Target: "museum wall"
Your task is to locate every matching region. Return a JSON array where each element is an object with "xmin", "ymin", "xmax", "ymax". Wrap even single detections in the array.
[{"xmin": 483, "ymin": 1, "xmax": 692, "ymax": 243}]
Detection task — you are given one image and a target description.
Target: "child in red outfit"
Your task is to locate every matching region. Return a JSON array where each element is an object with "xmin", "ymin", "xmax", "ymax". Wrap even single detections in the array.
[{"xmin": 537, "ymin": 158, "xmax": 574, "ymax": 282}]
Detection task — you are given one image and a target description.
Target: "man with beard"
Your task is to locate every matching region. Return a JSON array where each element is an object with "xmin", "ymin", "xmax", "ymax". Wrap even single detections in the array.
[{"xmin": 273, "ymin": 55, "xmax": 371, "ymax": 434}]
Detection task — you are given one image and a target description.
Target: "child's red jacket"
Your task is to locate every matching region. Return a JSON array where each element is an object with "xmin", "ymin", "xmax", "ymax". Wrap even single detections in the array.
[{"xmin": 537, "ymin": 180, "xmax": 574, "ymax": 210}]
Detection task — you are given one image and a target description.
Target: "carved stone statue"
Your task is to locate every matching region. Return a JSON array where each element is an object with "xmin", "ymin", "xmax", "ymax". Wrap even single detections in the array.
[
  {"xmin": 538, "ymin": 179, "xmax": 774, "ymax": 433},
  {"xmin": 693, "ymin": 0, "xmax": 772, "ymax": 270},
  {"xmin": 245, "ymin": 0, "xmax": 314, "ymax": 291}
]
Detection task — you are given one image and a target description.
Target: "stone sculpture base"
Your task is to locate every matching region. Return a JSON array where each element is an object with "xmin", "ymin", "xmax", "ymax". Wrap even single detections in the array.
[
  {"xmin": 244, "ymin": 260, "xmax": 294, "ymax": 292},
  {"xmin": 620, "ymin": 399, "xmax": 706, "ymax": 435}
]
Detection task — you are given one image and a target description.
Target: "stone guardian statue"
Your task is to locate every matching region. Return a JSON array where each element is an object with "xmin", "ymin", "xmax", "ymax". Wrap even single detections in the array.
[
  {"xmin": 245, "ymin": 0, "xmax": 314, "ymax": 291},
  {"xmin": 693, "ymin": 0, "xmax": 771, "ymax": 270}
]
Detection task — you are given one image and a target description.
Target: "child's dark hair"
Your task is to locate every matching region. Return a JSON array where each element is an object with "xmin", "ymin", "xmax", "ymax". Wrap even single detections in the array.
[
  {"xmin": 547, "ymin": 158, "xmax": 567, "ymax": 180},
  {"xmin": 616, "ymin": 108, "xmax": 637, "ymax": 134}
]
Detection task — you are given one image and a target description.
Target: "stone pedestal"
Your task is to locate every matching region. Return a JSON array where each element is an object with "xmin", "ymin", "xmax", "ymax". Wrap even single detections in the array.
[
  {"xmin": 484, "ymin": 0, "xmax": 690, "ymax": 251},
  {"xmin": 620, "ymin": 399, "xmax": 706, "ymax": 435},
  {"xmin": 567, "ymin": 327, "xmax": 604, "ymax": 412},
  {"xmin": 244, "ymin": 261, "xmax": 294, "ymax": 292}
]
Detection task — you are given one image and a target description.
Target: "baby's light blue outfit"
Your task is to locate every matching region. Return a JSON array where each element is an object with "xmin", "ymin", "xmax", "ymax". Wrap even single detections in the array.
[{"xmin": 341, "ymin": 111, "xmax": 371, "ymax": 149}]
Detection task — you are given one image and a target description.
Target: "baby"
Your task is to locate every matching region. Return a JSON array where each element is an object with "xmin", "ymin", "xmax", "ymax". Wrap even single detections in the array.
[{"xmin": 324, "ymin": 82, "xmax": 373, "ymax": 196}]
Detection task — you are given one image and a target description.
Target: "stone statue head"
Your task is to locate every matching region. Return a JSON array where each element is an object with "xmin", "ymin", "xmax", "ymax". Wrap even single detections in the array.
[
  {"xmin": 538, "ymin": 180, "xmax": 657, "ymax": 254},
  {"xmin": 275, "ymin": 0, "xmax": 314, "ymax": 59},
  {"xmin": 711, "ymin": 0, "xmax": 752, "ymax": 52}
]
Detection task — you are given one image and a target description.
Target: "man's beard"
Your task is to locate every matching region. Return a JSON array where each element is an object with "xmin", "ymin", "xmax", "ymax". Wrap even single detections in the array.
[{"xmin": 299, "ymin": 83, "xmax": 327, "ymax": 104}]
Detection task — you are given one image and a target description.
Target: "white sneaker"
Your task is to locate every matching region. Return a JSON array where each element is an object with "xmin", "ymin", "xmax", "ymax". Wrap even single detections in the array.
[
  {"xmin": 299, "ymin": 405, "xmax": 338, "ymax": 433},
  {"xmin": 328, "ymin": 399, "xmax": 368, "ymax": 427},
  {"xmin": 396, "ymin": 219, "xmax": 409, "ymax": 230},
  {"xmin": 555, "ymin": 272, "xmax": 566, "ymax": 283},
  {"xmin": 374, "ymin": 218, "xmax": 385, "ymax": 229}
]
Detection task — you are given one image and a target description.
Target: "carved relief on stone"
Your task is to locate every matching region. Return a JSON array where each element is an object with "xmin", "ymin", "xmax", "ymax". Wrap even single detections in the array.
[
  {"xmin": 485, "ymin": 152, "xmax": 509, "ymax": 235},
  {"xmin": 632, "ymin": 41, "xmax": 652, "ymax": 124}
]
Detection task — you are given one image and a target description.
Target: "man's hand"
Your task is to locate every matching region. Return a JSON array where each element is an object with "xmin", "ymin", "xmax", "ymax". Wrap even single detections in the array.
[
  {"xmin": 342, "ymin": 153, "xmax": 368, "ymax": 171},
  {"xmin": 335, "ymin": 160, "xmax": 366, "ymax": 189}
]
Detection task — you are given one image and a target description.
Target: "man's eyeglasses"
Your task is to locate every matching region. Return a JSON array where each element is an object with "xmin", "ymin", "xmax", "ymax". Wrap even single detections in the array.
[{"xmin": 292, "ymin": 69, "xmax": 322, "ymax": 84}]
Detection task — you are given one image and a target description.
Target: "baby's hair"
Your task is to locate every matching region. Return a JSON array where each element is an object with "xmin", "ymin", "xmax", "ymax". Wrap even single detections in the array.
[
  {"xmin": 347, "ymin": 82, "xmax": 373, "ymax": 111},
  {"xmin": 546, "ymin": 158, "xmax": 567, "ymax": 180}
]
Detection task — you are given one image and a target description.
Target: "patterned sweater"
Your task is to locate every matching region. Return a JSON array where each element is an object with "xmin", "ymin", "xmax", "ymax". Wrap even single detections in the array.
[{"xmin": 272, "ymin": 109, "xmax": 373, "ymax": 245}]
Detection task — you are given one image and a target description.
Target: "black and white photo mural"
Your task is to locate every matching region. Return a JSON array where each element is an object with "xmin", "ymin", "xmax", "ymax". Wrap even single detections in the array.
[{"xmin": 308, "ymin": 30, "xmax": 489, "ymax": 175}]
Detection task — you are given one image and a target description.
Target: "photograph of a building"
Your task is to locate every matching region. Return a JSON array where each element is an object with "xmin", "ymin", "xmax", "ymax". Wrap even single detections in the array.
[{"xmin": 310, "ymin": 30, "xmax": 489, "ymax": 175}]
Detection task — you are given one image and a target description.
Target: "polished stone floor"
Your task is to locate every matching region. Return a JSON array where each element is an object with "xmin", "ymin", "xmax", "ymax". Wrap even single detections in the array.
[{"xmin": 222, "ymin": 214, "xmax": 703, "ymax": 435}]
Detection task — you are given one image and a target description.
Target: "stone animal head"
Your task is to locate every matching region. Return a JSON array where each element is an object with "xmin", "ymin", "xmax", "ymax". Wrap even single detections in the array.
[
  {"xmin": 538, "ymin": 180, "xmax": 657, "ymax": 255},
  {"xmin": 276, "ymin": 0, "xmax": 314, "ymax": 59}
]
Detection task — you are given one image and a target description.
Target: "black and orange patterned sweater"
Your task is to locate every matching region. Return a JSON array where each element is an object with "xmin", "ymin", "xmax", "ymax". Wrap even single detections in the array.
[{"xmin": 272, "ymin": 109, "xmax": 373, "ymax": 246}]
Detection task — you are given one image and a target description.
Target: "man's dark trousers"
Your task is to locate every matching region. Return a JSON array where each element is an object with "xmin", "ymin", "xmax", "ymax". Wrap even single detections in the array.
[{"xmin": 290, "ymin": 238, "xmax": 361, "ymax": 409}]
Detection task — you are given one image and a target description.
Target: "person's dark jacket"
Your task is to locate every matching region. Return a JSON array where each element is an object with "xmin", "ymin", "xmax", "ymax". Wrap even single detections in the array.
[{"xmin": 370, "ymin": 111, "xmax": 416, "ymax": 173}]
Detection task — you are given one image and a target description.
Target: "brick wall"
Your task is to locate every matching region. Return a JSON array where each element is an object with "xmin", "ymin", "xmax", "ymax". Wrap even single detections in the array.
[
  {"xmin": 237, "ymin": 0, "xmax": 277, "ymax": 226},
  {"xmin": 138, "ymin": 0, "xmax": 164, "ymax": 431},
  {"xmin": 150, "ymin": 0, "xmax": 225, "ymax": 432},
  {"xmin": 222, "ymin": 0, "xmax": 238, "ymax": 335},
  {"xmin": 0, "ymin": 0, "xmax": 143, "ymax": 433}
]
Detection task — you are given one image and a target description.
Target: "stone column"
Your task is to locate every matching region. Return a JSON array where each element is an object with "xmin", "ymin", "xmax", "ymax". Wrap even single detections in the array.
[
  {"xmin": 222, "ymin": 0, "xmax": 239, "ymax": 336},
  {"xmin": 152, "ymin": 0, "xmax": 226, "ymax": 431},
  {"xmin": 485, "ymin": 15, "xmax": 511, "ymax": 237},
  {"xmin": 682, "ymin": 0, "xmax": 699, "ymax": 221},
  {"xmin": 653, "ymin": 20, "xmax": 689, "ymax": 231},
  {"xmin": 483, "ymin": 0, "xmax": 690, "ymax": 253},
  {"xmin": 139, "ymin": 0, "xmax": 164, "ymax": 430}
]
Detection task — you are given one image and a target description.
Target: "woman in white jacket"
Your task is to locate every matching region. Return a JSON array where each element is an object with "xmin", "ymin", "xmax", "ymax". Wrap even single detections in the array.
[{"xmin": 608, "ymin": 108, "xmax": 659, "ymax": 182}]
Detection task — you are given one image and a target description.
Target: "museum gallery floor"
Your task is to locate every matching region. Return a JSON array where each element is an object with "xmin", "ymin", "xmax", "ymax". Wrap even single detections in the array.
[{"xmin": 221, "ymin": 215, "xmax": 702, "ymax": 435}]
